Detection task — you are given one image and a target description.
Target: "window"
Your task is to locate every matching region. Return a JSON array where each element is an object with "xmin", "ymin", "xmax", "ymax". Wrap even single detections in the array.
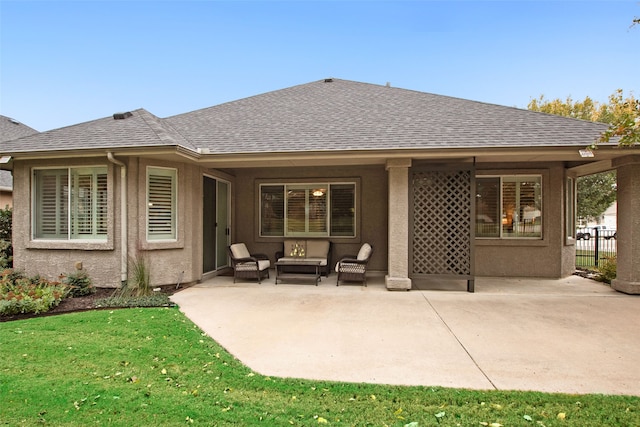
[
  {"xmin": 260, "ymin": 183, "xmax": 355, "ymax": 237},
  {"xmin": 476, "ymin": 175, "xmax": 542, "ymax": 238},
  {"xmin": 33, "ymin": 167, "xmax": 107, "ymax": 240},
  {"xmin": 147, "ymin": 167, "xmax": 177, "ymax": 240}
]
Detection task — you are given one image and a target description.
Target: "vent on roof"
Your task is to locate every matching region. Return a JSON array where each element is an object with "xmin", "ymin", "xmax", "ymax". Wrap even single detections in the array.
[
  {"xmin": 113, "ymin": 112, "xmax": 133, "ymax": 120},
  {"xmin": 324, "ymin": 78, "xmax": 333, "ymax": 83}
]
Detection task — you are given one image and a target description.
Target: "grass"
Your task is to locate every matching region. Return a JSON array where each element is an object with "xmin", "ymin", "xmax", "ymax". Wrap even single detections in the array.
[{"xmin": 1, "ymin": 308, "xmax": 638, "ymax": 426}]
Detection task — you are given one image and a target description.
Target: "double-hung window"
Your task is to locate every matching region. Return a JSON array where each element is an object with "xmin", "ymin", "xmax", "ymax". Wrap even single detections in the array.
[
  {"xmin": 33, "ymin": 167, "xmax": 108, "ymax": 240},
  {"xmin": 476, "ymin": 175, "xmax": 542, "ymax": 239},
  {"xmin": 147, "ymin": 167, "xmax": 177, "ymax": 241},
  {"xmin": 260, "ymin": 183, "xmax": 356, "ymax": 237}
]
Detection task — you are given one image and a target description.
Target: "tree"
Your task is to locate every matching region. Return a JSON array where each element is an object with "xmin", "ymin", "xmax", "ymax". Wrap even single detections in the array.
[
  {"xmin": 527, "ymin": 91, "xmax": 638, "ymax": 221},
  {"xmin": 596, "ymin": 90, "xmax": 640, "ymax": 147},
  {"xmin": 576, "ymin": 172, "xmax": 617, "ymax": 223}
]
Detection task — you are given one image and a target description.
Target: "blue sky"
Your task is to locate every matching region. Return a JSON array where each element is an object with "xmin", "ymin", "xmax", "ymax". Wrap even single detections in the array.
[{"xmin": 1, "ymin": 0, "xmax": 638, "ymax": 132}]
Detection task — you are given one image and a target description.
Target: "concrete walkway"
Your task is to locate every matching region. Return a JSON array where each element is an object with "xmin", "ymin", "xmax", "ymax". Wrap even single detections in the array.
[{"xmin": 170, "ymin": 274, "xmax": 640, "ymax": 396}]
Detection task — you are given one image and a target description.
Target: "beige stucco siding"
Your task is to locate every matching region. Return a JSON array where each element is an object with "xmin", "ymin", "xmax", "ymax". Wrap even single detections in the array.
[
  {"xmin": 232, "ymin": 165, "xmax": 389, "ymax": 273},
  {"xmin": 11, "ymin": 157, "xmax": 205, "ymax": 288},
  {"xmin": 474, "ymin": 163, "xmax": 573, "ymax": 278}
]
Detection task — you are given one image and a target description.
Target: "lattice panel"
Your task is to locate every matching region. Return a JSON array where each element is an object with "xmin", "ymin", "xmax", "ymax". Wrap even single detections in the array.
[{"xmin": 412, "ymin": 170, "xmax": 472, "ymax": 276}]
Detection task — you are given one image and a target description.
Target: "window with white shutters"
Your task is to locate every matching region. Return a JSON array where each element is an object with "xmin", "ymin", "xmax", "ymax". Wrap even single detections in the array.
[
  {"xmin": 476, "ymin": 175, "xmax": 542, "ymax": 239},
  {"xmin": 147, "ymin": 167, "xmax": 177, "ymax": 240},
  {"xmin": 33, "ymin": 167, "xmax": 107, "ymax": 240},
  {"xmin": 260, "ymin": 183, "xmax": 355, "ymax": 237}
]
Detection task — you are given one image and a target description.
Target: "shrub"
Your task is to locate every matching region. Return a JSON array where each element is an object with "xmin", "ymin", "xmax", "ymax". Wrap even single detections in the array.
[
  {"xmin": 0, "ymin": 270, "xmax": 69, "ymax": 316},
  {"xmin": 123, "ymin": 254, "xmax": 152, "ymax": 297},
  {"xmin": 61, "ymin": 271, "xmax": 95, "ymax": 297},
  {"xmin": 0, "ymin": 207, "xmax": 12, "ymax": 268},
  {"xmin": 598, "ymin": 256, "xmax": 617, "ymax": 284}
]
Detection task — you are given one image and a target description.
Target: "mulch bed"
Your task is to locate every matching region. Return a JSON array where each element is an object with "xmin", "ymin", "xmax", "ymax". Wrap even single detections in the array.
[{"xmin": 0, "ymin": 284, "xmax": 192, "ymax": 323}]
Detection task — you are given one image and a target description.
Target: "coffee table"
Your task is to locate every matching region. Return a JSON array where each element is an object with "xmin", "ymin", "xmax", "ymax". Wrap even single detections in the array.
[{"xmin": 275, "ymin": 260, "xmax": 322, "ymax": 286}]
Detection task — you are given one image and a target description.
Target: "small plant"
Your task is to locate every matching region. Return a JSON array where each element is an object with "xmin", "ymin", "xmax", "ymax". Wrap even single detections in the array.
[
  {"xmin": 124, "ymin": 254, "xmax": 152, "ymax": 297},
  {"xmin": 0, "ymin": 269, "xmax": 69, "ymax": 316},
  {"xmin": 61, "ymin": 270, "xmax": 95, "ymax": 297},
  {"xmin": 597, "ymin": 256, "xmax": 617, "ymax": 284}
]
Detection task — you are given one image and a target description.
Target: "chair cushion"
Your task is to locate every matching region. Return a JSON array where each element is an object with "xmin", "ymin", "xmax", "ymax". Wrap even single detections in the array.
[
  {"xmin": 230, "ymin": 243, "xmax": 250, "ymax": 259},
  {"xmin": 306, "ymin": 240, "xmax": 330, "ymax": 258},
  {"xmin": 236, "ymin": 260, "xmax": 270, "ymax": 271},
  {"xmin": 357, "ymin": 243, "xmax": 372, "ymax": 261}
]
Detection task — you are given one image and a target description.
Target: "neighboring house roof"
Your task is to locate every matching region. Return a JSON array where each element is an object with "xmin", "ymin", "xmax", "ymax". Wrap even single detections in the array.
[
  {"xmin": 0, "ymin": 78, "xmax": 616, "ymax": 160},
  {"xmin": 0, "ymin": 115, "xmax": 39, "ymax": 190}
]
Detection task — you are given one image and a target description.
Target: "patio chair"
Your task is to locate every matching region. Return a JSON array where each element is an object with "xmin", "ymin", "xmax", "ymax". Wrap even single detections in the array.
[
  {"xmin": 228, "ymin": 243, "xmax": 271, "ymax": 283},
  {"xmin": 336, "ymin": 243, "xmax": 373, "ymax": 286}
]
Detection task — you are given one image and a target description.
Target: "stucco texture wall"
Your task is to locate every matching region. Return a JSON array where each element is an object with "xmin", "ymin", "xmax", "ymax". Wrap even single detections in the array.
[
  {"xmin": 232, "ymin": 165, "xmax": 388, "ymax": 273},
  {"xmin": 474, "ymin": 163, "xmax": 573, "ymax": 278},
  {"xmin": 11, "ymin": 157, "xmax": 204, "ymax": 288}
]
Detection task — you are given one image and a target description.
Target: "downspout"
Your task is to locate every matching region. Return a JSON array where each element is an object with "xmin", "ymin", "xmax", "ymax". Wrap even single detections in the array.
[{"xmin": 107, "ymin": 152, "xmax": 128, "ymax": 285}]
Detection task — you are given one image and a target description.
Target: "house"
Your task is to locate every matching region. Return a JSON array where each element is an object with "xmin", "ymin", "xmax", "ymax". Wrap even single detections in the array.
[
  {"xmin": 1, "ymin": 79, "xmax": 639, "ymax": 293},
  {"xmin": 0, "ymin": 115, "xmax": 39, "ymax": 208}
]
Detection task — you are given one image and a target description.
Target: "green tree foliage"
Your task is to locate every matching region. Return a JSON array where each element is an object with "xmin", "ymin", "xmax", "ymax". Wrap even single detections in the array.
[
  {"xmin": 576, "ymin": 171, "xmax": 617, "ymax": 222},
  {"xmin": 527, "ymin": 91, "xmax": 638, "ymax": 220}
]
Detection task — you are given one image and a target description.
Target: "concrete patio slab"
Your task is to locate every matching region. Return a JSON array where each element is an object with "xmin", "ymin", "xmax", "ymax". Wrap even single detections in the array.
[{"xmin": 170, "ymin": 274, "xmax": 640, "ymax": 396}]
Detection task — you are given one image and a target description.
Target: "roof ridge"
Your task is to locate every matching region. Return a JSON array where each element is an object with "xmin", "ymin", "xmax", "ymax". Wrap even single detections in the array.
[{"xmin": 136, "ymin": 109, "xmax": 196, "ymax": 150}]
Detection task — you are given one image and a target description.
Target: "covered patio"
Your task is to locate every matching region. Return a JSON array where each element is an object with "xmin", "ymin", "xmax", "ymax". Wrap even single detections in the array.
[{"xmin": 171, "ymin": 274, "xmax": 640, "ymax": 396}]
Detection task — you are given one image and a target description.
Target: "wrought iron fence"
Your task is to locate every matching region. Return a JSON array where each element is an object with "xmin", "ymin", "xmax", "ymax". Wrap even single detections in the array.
[{"xmin": 575, "ymin": 227, "xmax": 617, "ymax": 268}]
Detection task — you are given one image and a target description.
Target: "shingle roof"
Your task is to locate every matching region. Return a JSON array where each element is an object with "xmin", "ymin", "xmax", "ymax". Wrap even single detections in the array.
[
  {"xmin": 0, "ymin": 79, "xmax": 611, "ymax": 158},
  {"xmin": 0, "ymin": 115, "xmax": 39, "ymax": 143},
  {"xmin": 0, "ymin": 109, "xmax": 195, "ymax": 153},
  {"xmin": 165, "ymin": 78, "xmax": 609, "ymax": 154},
  {"xmin": 0, "ymin": 115, "xmax": 39, "ymax": 189}
]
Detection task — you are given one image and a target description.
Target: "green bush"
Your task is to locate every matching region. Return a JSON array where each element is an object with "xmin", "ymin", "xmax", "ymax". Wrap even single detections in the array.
[
  {"xmin": 0, "ymin": 269, "xmax": 69, "ymax": 316},
  {"xmin": 598, "ymin": 256, "xmax": 617, "ymax": 283},
  {"xmin": 0, "ymin": 207, "xmax": 12, "ymax": 268},
  {"xmin": 61, "ymin": 270, "xmax": 95, "ymax": 297}
]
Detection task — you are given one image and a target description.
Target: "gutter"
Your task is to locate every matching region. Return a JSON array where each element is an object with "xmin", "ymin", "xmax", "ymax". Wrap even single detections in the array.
[{"xmin": 107, "ymin": 152, "xmax": 128, "ymax": 285}]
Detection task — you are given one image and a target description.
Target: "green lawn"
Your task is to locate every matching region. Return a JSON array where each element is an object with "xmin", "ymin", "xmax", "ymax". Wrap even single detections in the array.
[{"xmin": 1, "ymin": 308, "xmax": 638, "ymax": 426}]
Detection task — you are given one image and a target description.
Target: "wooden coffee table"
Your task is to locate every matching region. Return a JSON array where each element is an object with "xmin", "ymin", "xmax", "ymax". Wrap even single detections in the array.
[{"xmin": 275, "ymin": 260, "xmax": 322, "ymax": 286}]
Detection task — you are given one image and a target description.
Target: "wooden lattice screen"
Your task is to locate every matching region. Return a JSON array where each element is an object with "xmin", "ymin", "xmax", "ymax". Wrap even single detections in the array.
[{"xmin": 410, "ymin": 167, "xmax": 475, "ymax": 292}]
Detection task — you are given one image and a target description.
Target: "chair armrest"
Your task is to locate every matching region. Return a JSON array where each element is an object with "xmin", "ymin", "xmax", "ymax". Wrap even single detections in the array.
[
  {"xmin": 338, "ymin": 257, "xmax": 368, "ymax": 265},
  {"xmin": 275, "ymin": 251, "xmax": 284, "ymax": 260},
  {"xmin": 234, "ymin": 256, "xmax": 259, "ymax": 263},
  {"xmin": 251, "ymin": 253, "xmax": 270, "ymax": 261}
]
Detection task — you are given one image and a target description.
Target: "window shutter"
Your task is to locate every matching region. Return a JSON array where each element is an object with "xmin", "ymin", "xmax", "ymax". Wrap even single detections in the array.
[
  {"xmin": 260, "ymin": 185, "xmax": 284, "ymax": 236},
  {"xmin": 476, "ymin": 177, "xmax": 500, "ymax": 237},
  {"xmin": 330, "ymin": 184, "xmax": 355, "ymax": 236},
  {"xmin": 34, "ymin": 169, "xmax": 68, "ymax": 238},
  {"xmin": 147, "ymin": 168, "xmax": 177, "ymax": 240}
]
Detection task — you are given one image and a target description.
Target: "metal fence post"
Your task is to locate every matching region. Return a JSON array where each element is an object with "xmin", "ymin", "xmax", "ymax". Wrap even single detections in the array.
[{"xmin": 594, "ymin": 227, "xmax": 599, "ymax": 268}]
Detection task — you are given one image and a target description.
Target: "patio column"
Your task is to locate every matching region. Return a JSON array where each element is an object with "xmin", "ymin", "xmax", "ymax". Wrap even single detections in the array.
[
  {"xmin": 612, "ymin": 155, "xmax": 640, "ymax": 294},
  {"xmin": 385, "ymin": 158, "xmax": 412, "ymax": 290}
]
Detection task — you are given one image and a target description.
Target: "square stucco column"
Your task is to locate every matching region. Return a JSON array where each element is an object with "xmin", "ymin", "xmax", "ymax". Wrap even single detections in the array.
[
  {"xmin": 385, "ymin": 159, "xmax": 412, "ymax": 290},
  {"xmin": 612, "ymin": 155, "xmax": 640, "ymax": 294}
]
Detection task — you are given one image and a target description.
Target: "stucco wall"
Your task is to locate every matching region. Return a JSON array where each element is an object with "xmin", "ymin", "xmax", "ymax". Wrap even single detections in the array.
[
  {"xmin": 474, "ymin": 162, "xmax": 573, "ymax": 278},
  {"xmin": 232, "ymin": 165, "xmax": 388, "ymax": 273},
  {"xmin": 11, "ymin": 157, "xmax": 204, "ymax": 288}
]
